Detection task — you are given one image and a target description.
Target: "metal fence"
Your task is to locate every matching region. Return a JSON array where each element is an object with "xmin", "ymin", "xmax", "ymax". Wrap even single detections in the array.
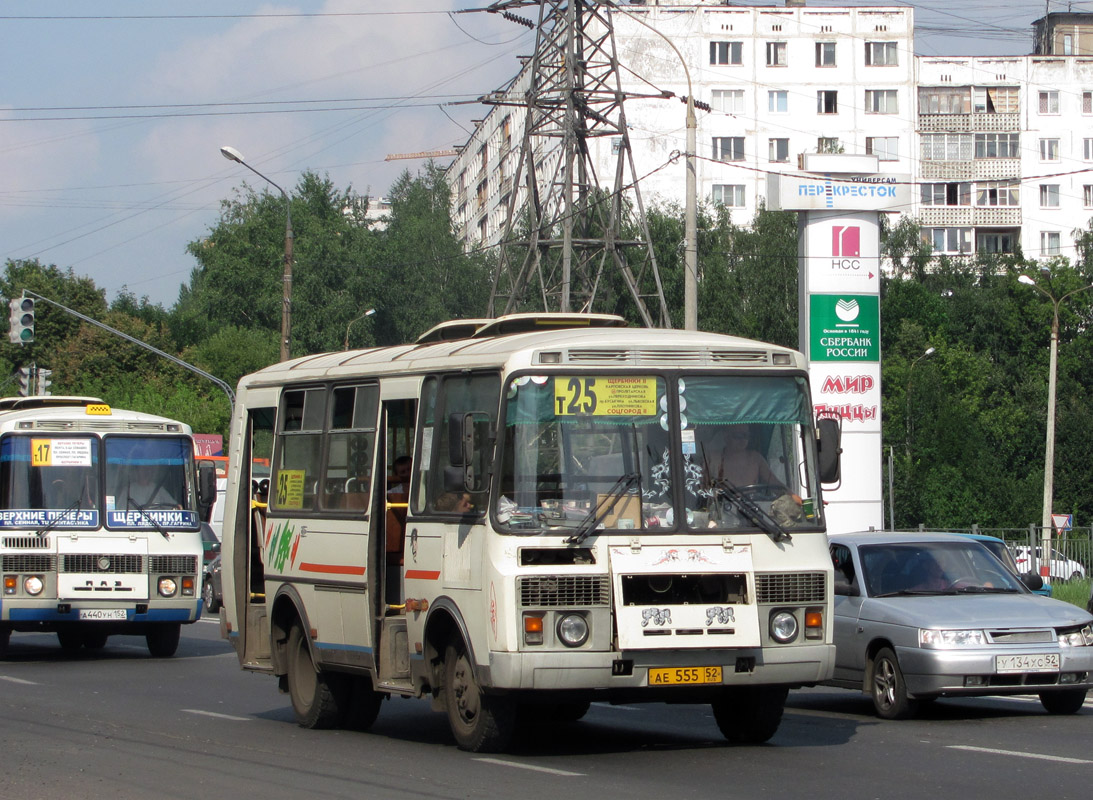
[{"xmin": 911, "ymin": 524, "xmax": 1092, "ymax": 582}]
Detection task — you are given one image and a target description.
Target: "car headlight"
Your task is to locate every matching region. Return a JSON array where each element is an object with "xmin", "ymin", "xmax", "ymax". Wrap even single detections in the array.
[
  {"xmin": 158, "ymin": 577, "xmax": 178, "ymax": 597},
  {"xmin": 920, "ymin": 629, "xmax": 986, "ymax": 648},
  {"xmin": 769, "ymin": 610, "xmax": 799, "ymax": 643},
  {"xmin": 556, "ymin": 613, "xmax": 589, "ymax": 647},
  {"xmin": 1058, "ymin": 625, "xmax": 1093, "ymax": 647},
  {"xmin": 23, "ymin": 575, "xmax": 44, "ymax": 596}
]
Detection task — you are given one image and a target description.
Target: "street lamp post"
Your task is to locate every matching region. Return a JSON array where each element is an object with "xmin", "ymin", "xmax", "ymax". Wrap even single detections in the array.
[
  {"xmin": 1018, "ymin": 273, "xmax": 1093, "ymax": 576},
  {"xmin": 220, "ymin": 145, "xmax": 294, "ymax": 362},
  {"xmin": 344, "ymin": 308, "xmax": 376, "ymax": 350},
  {"xmin": 905, "ymin": 346, "xmax": 936, "ymax": 446}
]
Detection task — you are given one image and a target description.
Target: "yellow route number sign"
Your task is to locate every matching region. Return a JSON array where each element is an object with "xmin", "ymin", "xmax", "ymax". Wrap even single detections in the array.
[
  {"xmin": 553, "ymin": 377, "xmax": 657, "ymax": 417},
  {"xmin": 275, "ymin": 469, "xmax": 306, "ymax": 509}
]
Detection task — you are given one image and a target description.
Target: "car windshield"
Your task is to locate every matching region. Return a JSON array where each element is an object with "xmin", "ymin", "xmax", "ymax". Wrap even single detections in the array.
[
  {"xmin": 496, "ymin": 373, "xmax": 822, "ymax": 534},
  {"xmin": 860, "ymin": 541, "xmax": 1024, "ymax": 596}
]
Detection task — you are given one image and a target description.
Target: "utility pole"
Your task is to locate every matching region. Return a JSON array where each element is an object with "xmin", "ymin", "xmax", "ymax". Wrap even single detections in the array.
[{"xmin": 482, "ymin": 0, "xmax": 670, "ymax": 326}]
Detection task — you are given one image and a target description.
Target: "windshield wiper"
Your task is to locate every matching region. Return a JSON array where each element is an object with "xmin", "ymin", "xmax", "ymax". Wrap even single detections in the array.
[
  {"xmin": 566, "ymin": 472, "xmax": 641, "ymax": 546},
  {"xmin": 711, "ymin": 478, "xmax": 791, "ymax": 543},
  {"xmin": 127, "ymin": 495, "xmax": 171, "ymax": 540},
  {"xmin": 35, "ymin": 499, "xmax": 82, "ymax": 539},
  {"xmin": 873, "ymin": 589, "xmax": 956, "ymax": 597}
]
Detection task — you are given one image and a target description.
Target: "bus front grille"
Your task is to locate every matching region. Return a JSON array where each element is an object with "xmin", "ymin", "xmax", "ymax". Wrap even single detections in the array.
[
  {"xmin": 755, "ymin": 571, "xmax": 827, "ymax": 604},
  {"xmin": 3, "ymin": 554, "xmax": 56, "ymax": 572},
  {"xmin": 519, "ymin": 575, "xmax": 611, "ymax": 607},
  {"xmin": 3, "ymin": 536, "xmax": 51, "ymax": 549},
  {"xmin": 62, "ymin": 554, "xmax": 144, "ymax": 574},
  {"xmin": 149, "ymin": 555, "xmax": 198, "ymax": 575}
]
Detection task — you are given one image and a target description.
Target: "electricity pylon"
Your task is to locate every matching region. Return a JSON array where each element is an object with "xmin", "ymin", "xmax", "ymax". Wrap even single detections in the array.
[{"xmin": 483, "ymin": 0, "xmax": 671, "ymax": 327}]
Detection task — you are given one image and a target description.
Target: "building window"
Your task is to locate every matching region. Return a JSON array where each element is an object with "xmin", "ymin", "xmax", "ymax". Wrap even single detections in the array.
[
  {"xmin": 974, "ymin": 133, "xmax": 1020, "ymax": 159},
  {"xmin": 866, "ymin": 137, "xmax": 898, "ymax": 161},
  {"xmin": 922, "ymin": 133, "xmax": 973, "ymax": 161},
  {"xmin": 924, "ymin": 227, "xmax": 971, "ymax": 254},
  {"xmin": 818, "ymin": 137, "xmax": 841, "ymax": 154},
  {"xmin": 977, "ymin": 232, "xmax": 1017, "ymax": 254},
  {"xmin": 766, "ymin": 41, "xmax": 787, "ymax": 66},
  {"xmin": 712, "ymin": 184, "xmax": 746, "ymax": 207},
  {"xmin": 1064, "ymin": 34, "xmax": 1074, "ymax": 56},
  {"xmin": 865, "ymin": 89, "xmax": 898, "ymax": 114},
  {"xmin": 1084, "ymin": 185, "xmax": 1093, "ymax": 208},
  {"xmin": 713, "ymin": 136, "xmax": 745, "ymax": 162},
  {"xmin": 1041, "ymin": 231, "xmax": 1061, "ymax": 256},
  {"xmin": 1040, "ymin": 138, "xmax": 1060, "ymax": 161},
  {"xmin": 865, "ymin": 41, "xmax": 898, "ymax": 66},
  {"xmin": 816, "ymin": 42, "xmax": 836, "ymax": 67},
  {"xmin": 768, "ymin": 138, "xmax": 790, "ymax": 162},
  {"xmin": 817, "ymin": 90, "xmax": 838, "ymax": 114},
  {"xmin": 711, "ymin": 41, "xmax": 743, "ymax": 65},
  {"xmin": 712, "ymin": 89, "xmax": 745, "ymax": 114},
  {"xmin": 1084, "ymin": 91, "xmax": 1092, "ymax": 114},
  {"xmin": 919, "ymin": 87, "xmax": 968, "ymax": 114},
  {"xmin": 1039, "ymin": 184, "xmax": 1060, "ymax": 208},
  {"xmin": 1038, "ymin": 90, "xmax": 1060, "ymax": 114},
  {"xmin": 768, "ymin": 90, "xmax": 788, "ymax": 113},
  {"xmin": 1084, "ymin": 138, "xmax": 1093, "ymax": 160},
  {"xmin": 920, "ymin": 182, "xmax": 971, "ymax": 207},
  {"xmin": 976, "ymin": 181, "xmax": 1019, "ymax": 207}
]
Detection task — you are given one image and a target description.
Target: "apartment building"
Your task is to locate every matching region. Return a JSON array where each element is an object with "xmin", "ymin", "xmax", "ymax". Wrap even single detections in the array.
[{"xmin": 446, "ymin": 5, "xmax": 1093, "ymax": 267}]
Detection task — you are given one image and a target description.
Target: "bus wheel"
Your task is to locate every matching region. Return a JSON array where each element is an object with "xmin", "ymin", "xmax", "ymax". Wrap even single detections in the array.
[
  {"xmin": 344, "ymin": 674, "xmax": 384, "ymax": 731},
  {"xmin": 146, "ymin": 623, "xmax": 181, "ymax": 657},
  {"xmin": 0, "ymin": 628, "xmax": 10, "ymax": 658},
  {"xmin": 444, "ymin": 642, "xmax": 516, "ymax": 753},
  {"xmin": 711, "ymin": 685, "xmax": 788, "ymax": 744},
  {"xmin": 286, "ymin": 622, "xmax": 345, "ymax": 729},
  {"xmin": 57, "ymin": 629, "xmax": 84, "ymax": 652}
]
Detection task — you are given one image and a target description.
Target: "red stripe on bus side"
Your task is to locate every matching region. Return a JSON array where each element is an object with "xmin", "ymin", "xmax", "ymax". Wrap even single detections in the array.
[
  {"xmin": 298, "ymin": 563, "xmax": 365, "ymax": 576},
  {"xmin": 404, "ymin": 569, "xmax": 441, "ymax": 580}
]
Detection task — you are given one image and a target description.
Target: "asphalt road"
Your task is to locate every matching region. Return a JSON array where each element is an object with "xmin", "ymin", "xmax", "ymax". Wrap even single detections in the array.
[{"xmin": 1, "ymin": 618, "xmax": 1091, "ymax": 800}]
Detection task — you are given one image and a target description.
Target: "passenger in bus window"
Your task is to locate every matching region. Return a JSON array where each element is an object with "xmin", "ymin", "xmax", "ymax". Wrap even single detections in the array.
[
  {"xmin": 699, "ymin": 425, "xmax": 782, "ymax": 489},
  {"xmin": 435, "ymin": 491, "xmax": 473, "ymax": 513},
  {"xmin": 126, "ymin": 452, "xmax": 180, "ymax": 509},
  {"xmin": 387, "ymin": 455, "xmax": 412, "ymax": 497}
]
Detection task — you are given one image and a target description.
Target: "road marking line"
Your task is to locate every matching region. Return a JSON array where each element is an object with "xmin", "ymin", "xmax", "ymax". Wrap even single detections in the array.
[
  {"xmin": 182, "ymin": 709, "xmax": 251, "ymax": 721},
  {"xmin": 0, "ymin": 676, "xmax": 38, "ymax": 685},
  {"xmin": 948, "ymin": 745, "xmax": 1093, "ymax": 765},
  {"xmin": 473, "ymin": 758, "xmax": 584, "ymax": 777}
]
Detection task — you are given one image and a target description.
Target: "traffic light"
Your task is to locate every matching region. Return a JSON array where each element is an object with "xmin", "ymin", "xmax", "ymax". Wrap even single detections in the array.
[
  {"xmin": 37, "ymin": 368, "xmax": 52, "ymax": 396},
  {"xmin": 8, "ymin": 296, "xmax": 34, "ymax": 344},
  {"xmin": 15, "ymin": 367, "xmax": 31, "ymax": 397}
]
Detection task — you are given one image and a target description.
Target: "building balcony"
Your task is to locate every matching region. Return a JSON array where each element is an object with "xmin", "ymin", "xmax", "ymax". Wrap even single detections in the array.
[
  {"xmin": 918, "ymin": 206, "xmax": 1023, "ymax": 227},
  {"xmin": 973, "ymin": 206, "xmax": 1022, "ymax": 226},
  {"xmin": 919, "ymin": 159, "xmax": 1021, "ymax": 181},
  {"xmin": 918, "ymin": 112, "xmax": 1020, "ymax": 132}
]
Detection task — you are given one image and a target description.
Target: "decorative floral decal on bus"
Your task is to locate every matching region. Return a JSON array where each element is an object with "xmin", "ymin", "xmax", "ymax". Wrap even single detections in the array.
[{"xmin": 269, "ymin": 520, "xmax": 298, "ymax": 572}]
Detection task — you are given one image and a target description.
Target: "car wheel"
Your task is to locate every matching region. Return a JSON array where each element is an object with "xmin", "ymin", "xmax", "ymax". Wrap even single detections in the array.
[
  {"xmin": 146, "ymin": 623, "xmax": 181, "ymax": 657},
  {"xmin": 1070, "ymin": 570, "xmax": 1083, "ymax": 582},
  {"xmin": 203, "ymin": 578, "xmax": 221, "ymax": 614},
  {"xmin": 285, "ymin": 622, "xmax": 346, "ymax": 729},
  {"xmin": 1039, "ymin": 688, "xmax": 1087, "ymax": 714},
  {"xmin": 871, "ymin": 647, "xmax": 919, "ymax": 720},
  {"xmin": 711, "ymin": 685, "xmax": 789, "ymax": 744},
  {"xmin": 444, "ymin": 641, "xmax": 516, "ymax": 752}
]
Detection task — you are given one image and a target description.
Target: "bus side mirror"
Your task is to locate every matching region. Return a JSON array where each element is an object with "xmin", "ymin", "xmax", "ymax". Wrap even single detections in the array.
[
  {"xmin": 817, "ymin": 418, "xmax": 841, "ymax": 485},
  {"xmin": 196, "ymin": 460, "xmax": 217, "ymax": 520},
  {"xmin": 445, "ymin": 412, "xmax": 490, "ymax": 494}
]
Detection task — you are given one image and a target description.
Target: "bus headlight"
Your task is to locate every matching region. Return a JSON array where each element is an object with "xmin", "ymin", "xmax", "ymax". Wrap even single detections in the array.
[
  {"xmin": 24, "ymin": 575, "xmax": 44, "ymax": 596},
  {"xmin": 158, "ymin": 577, "xmax": 178, "ymax": 597},
  {"xmin": 769, "ymin": 610, "xmax": 799, "ymax": 643},
  {"xmin": 557, "ymin": 613, "xmax": 589, "ymax": 647}
]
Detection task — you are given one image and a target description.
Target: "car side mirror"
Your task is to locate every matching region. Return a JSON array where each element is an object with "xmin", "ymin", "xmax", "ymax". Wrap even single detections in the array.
[
  {"xmin": 833, "ymin": 578, "xmax": 859, "ymax": 597},
  {"xmin": 1021, "ymin": 571, "xmax": 1044, "ymax": 592}
]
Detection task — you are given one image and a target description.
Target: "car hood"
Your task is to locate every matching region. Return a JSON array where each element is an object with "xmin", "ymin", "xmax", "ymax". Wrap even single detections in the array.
[{"xmin": 859, "ymin": 594, "xmax": 1093, "ymax": 629}]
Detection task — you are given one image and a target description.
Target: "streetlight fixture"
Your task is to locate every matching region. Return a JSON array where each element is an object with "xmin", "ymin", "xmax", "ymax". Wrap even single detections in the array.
[
  {"xmin": 905, "ymin": 346, "xmax": 936, "ymax": 444},
  {"xmin": 1018, "ymin": 272, "xmax": 1093, "ymax": 576},
  {"xmin": 221, "ymin": 145, "xmax": 294, "ymax": 362},
  {"xmin": 898, "ymin": 346, "xmax": 935, "ymax": 530},
  {"xmin": 344, "ymin": 308, "xmax": 376, "ymax": 350}
]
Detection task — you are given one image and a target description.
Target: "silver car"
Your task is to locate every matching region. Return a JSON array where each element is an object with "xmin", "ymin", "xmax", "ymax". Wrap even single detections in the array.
[{"xmin": 827, "ymin": 531, "xmax": 1093, "ymax": 719}]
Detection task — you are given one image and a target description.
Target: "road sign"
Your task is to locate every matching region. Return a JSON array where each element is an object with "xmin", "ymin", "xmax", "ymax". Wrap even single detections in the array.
[{"xmin": 1051, "ymin": 513, "xmax": 1072, "ymax": 531}]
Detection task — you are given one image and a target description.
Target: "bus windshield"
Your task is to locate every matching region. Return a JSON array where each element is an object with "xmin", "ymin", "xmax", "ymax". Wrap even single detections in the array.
[
  {"xmin": 0, "ymin": 434, "xmax": 101, "ymax": 528},
  {"xmin": 104, "ymin": 435, "xmax": 199, "ymax": 529},
  {"xmin": 497, "ymin": 373, "xmax": 822, "ymax": 534}
]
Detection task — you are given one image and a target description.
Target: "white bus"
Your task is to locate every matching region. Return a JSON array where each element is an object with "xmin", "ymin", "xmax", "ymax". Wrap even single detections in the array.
[
  {"xmin": 220, "ymin": 314, "xmax": 841, "ymax": 751},
  {"xmin": 0, "ymin": 396, "xmax": 217, "ymax": 657}
]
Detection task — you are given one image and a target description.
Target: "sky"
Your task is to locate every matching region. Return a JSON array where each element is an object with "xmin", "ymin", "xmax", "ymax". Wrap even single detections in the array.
[{"xmin": 1, "ymin": 0, "xmax": 1089, "ymax": 309}]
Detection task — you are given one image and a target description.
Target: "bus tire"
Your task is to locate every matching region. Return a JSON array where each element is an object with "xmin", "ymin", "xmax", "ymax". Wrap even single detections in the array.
[
  {"xmin": 444, "ymin": 641, "xmax": 516, "ymax": 753},
  {"xmin": 146, "ymin": 623, "xmax": 181, "ymax": 658},
  {"xmin": 344, "ymin": 674, "xmax": 384, "ymax": 731},
  {"xmin": 711, "ymin": 685, "xmax": 788, "ymax": 744},
  {"xmin": 286, "ymin": 622, "xmax": 345, "ymax": 729},
  {"xmin": 57, "ymin": 628, "xmax": 84, "ymax": 652},
  {"xmin": 84, "ymin": 631, "xmax": 109, "ymax": 650},
  {"xmin": 0, "ymin": 628, "xmax": 10, "ymax": 658}
]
